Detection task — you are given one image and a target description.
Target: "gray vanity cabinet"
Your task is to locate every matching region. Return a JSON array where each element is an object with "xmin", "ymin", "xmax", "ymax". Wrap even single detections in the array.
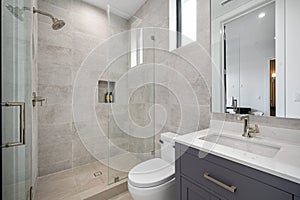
[
  {"xmin": 176, "ymin": 143, "xmax": 300, "ymax": 200},
  {"xmin": 182, "ymin": 178, "xmax": 221, "ymax": 200},
  {"xmin": 295, "ymin": 197, "xmax": 300, "ymax": 200}
]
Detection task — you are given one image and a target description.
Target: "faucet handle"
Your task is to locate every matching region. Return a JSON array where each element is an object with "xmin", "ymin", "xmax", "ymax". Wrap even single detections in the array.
[
  {"xmin": 32, "ymin": 92, "xmax": 47, "ymax": 107},
  {"xmin": 254, "ymin": 124, "xmax": 259, "ymax": 133},
  {"xmin": 40, "ymin": 97, "xmax": 47, "ymax": 106},
  {"xmin": 247, "ymin": 124, "xmax": 260, "ymax": 138}
]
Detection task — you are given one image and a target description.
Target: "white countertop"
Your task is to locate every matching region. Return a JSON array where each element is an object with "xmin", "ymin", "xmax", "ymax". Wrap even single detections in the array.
[{"xmin": 175, "ymin": 120, "xmax": 300, "ymax": 184}]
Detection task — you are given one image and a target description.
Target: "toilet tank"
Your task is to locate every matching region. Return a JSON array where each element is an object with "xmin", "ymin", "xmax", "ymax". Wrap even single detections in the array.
[{"xmin": 160, "ymin": 132, "xmax": 178, "ymax": 164}]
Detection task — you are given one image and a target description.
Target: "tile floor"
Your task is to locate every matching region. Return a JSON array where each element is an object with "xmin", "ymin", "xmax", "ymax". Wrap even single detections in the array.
[
  {"xmin": 34, "ymin": 161, "xmax": 132, "ymax": 200},
  {"xmin": 110, "ymin": 192, "xmax": 133, "ymax": 200}
]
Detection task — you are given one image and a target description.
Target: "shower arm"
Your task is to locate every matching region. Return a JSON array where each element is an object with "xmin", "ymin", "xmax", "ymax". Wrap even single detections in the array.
[{"xmin": 33, "ymin": 7, "xmax": 56, "ymax": 22}]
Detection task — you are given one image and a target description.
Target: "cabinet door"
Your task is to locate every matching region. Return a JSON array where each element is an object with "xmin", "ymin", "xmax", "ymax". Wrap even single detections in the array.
[
  {"xmin": 182, "ymin": 178, "xmax": 221, "ymax": 200},
  {"xmin": 181, "ymin": 153, "xmax": 293, "ymax": 200},
  {"xmin": 295, "ymin": 197, "xmax": 300, "ymax": 200}
]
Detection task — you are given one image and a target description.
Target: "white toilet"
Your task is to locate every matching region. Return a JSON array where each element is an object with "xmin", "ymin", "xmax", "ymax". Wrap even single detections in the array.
[{"xmin": 128, "ymin": 132, "xmax": 178, "ymax": 200}]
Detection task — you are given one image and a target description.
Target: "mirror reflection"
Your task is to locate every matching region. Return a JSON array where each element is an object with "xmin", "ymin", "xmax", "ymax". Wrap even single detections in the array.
[{"xmin": 211, "ymin": 0, "xmax": 300, "ymax": 119}]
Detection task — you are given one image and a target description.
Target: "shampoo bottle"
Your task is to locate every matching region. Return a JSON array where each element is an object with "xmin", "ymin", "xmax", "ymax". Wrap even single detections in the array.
[
  {"xmin": 105, "ymin": 92, "xmax": 109, "ymax": 103},
  {"xmin": 109, "ymin": 92, "xmax": 113, "ymax": 103}
]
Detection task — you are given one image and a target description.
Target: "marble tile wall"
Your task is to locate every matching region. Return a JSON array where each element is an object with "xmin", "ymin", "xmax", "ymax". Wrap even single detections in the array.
[
  {"xmin": 37, "ymin": 0, "xmax": 212, "ymax": 176},
  {"xmin": 129, "ymin": 0, "xmax": 212, "ymax": 156},
  {"xmin": 134, "ymin": 0, "xmax": 169, "ymax": 28},
  {"xmin": 37, "ymin": 0, "xmax": 129, "ymax": 176}
]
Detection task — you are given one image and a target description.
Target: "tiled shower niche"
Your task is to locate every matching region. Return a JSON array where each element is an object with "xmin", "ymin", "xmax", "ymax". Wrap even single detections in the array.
[{"xmin": 98, "ymin": 80, "xmax": 116, "ymax": 103}]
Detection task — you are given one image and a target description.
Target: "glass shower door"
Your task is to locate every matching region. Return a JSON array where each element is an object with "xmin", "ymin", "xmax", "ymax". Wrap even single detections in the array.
[
  {"xmin": 106, "ymin": 6, "xmax": 156, "ymax": 184},
  {"xmin": 1, "ymin": 0, "xmax": 32, "ymax": 199}
]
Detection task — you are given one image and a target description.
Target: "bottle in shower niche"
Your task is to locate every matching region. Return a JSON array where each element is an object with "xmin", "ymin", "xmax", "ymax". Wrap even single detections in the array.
[
  {"xmin": 109, "ymin": 92, "xmax": 113, "ymax": 103},
  {"xmin": 105, "ymin": 92, "xmax": 109, "ymax": 103}
]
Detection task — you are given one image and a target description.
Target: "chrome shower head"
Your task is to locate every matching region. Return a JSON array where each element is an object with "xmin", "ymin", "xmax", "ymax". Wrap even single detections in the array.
[
  {"xmin": 52, "ymin": 18, "xmax": 66, "ymax": 30},
  {"xmin": 33, "ymin": 7, "xmax": 65, "ymax": 30},
  {"xmin": 6, "ymin": 5, "xmax": 66, "ymax": 30}
]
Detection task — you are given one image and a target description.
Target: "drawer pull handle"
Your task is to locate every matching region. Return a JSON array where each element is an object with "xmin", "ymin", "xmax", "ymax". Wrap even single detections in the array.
[{"xmin": 203, "ymin": 172, "xmax": 237, "ymax": 193}]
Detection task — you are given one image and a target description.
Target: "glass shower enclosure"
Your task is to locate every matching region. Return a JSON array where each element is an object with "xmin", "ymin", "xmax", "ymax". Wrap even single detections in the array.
[
  {"xmin": 106, "ymin": 5, "xmax": 156, "ymax": 184},
  {"xmin": 1, "ymin": 0, "xmax": 33, "ymax": 199},
  {"xmin": 73, "ymin": 4, "xmax": 163, "ymax": 186}
]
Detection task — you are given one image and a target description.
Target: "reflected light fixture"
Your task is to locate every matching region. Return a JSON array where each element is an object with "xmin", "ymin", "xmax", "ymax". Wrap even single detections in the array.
[
  {"xmin": 258, "ymin": 12, "xmax": 266, "ymax": 18},
  {"xmin": 272, "ymin": 73, "xmax": 276, "ymax": 78}
]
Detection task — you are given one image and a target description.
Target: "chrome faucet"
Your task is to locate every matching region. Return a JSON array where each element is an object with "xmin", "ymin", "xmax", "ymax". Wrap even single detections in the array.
[{"xmin": 237, "ymin": 115, "xmax": 259, "ymax": 137}]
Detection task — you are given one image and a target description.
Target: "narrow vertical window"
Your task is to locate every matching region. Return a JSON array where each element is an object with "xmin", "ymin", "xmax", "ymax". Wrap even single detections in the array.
[
  {"xmin": 177, "ymin": 0, "xmax": 197, "ymax": 47},
  {"xmin": 139, "ymin": 28, "xmax": 143, "ymax": 64},
  {"xmin": 130, "ymin": 29, "xmax": 137, "ymax": 68},
  {"xmin": 130, "ymin": 18, "xmax": 143, "ymax": 68}
]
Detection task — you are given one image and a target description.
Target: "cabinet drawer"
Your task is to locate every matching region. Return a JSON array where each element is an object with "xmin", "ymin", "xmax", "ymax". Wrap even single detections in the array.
[
  {"xmin": 182, "ymin": 177, "xmax": 221, "ymax": 200},
  {"xmin": 181, "ymin": 152, "xmax": 293, "ymax": 200}
]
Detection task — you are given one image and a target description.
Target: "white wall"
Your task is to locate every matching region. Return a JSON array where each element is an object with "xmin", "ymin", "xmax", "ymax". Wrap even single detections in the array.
[
  {"xmin": 275, "ymin": 0, "xmax": 286, "ymax": 117},
  {"xmin": 276, "ymin": 0, "xmax": 300, "ymax": 118},
  {"xmin": 226, "ymin": 35, "xmax": 240, "ymax": 108},
  {"xmin": 285, "ymin": 0, "xmax": 300, "ymax": 118}
]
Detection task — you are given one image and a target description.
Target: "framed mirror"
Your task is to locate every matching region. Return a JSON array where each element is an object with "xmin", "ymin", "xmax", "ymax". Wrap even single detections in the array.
[{"xmin": 211, "ymin": 0, "xmax": 300, "ymax": 119}]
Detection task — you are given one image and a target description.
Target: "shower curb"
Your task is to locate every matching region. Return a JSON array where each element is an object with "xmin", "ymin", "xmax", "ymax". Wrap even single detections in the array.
[{"xmin": 85, "ymin": 179, "xmax": 128, "ymax": 200}]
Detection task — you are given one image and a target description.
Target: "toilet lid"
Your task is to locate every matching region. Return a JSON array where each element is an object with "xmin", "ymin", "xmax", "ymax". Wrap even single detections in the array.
[{"xmin": 128, "ymin": 158, "xmax": 175, "ymax": 188}]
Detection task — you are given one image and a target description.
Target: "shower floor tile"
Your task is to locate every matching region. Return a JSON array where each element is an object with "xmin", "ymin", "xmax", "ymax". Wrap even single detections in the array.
[{"xmin": 35, "ymin": 161, "xmax": 128, "ymax": 200}]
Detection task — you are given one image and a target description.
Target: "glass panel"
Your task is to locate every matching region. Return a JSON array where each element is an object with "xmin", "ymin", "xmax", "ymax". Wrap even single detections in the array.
[
  {"xmin": 106, "ymin": 5, "xmax": 156, "ymax": 185},
  {"xmin": 1, "ymin": 0, "xmax": 32, "ymax": 199}
]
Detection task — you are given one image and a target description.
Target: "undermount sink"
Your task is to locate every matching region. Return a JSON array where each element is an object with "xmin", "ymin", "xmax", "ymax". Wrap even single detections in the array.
[{"xmin": 199, "ymin": 134, "xmax": 281, "ymax": 158}]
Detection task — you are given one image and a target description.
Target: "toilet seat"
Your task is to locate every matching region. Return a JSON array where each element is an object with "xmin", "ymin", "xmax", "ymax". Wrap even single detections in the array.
[{"xmin": 128, "ymin": 158, "xmax": 175, "ymax": 188}]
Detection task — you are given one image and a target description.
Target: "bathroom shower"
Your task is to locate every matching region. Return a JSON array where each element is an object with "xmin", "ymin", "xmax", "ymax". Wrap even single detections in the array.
[
  {"xmin": 33, "ymin": 7, "xmax": 65, "ymax": 30},
  {"xmin": 5, "ymin": 5, "xmax": 65, "ymax": 30}
]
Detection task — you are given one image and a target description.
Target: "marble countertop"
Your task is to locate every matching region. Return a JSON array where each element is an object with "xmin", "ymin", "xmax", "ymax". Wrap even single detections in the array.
[{"xmin": 175, "ymin": 120, "xmax": 300, "ymax": 184}]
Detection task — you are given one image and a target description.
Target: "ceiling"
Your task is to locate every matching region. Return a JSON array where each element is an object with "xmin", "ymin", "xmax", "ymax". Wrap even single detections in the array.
[
  {"xmin": 211, "ymin": 0, "xmax": 254, "ymax": 19},
  {"xmin": 83, "ymin": 0, "xmax": 147, "ymax": 19}
]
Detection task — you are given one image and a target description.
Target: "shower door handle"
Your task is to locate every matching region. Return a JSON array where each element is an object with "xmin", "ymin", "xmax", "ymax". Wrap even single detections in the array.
[{"xmin": 1, "ymin": 102, "xmax": 25, "ymax": 148}]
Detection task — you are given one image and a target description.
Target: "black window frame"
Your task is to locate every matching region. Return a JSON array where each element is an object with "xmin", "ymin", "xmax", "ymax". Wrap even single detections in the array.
[{"xmin": 177, "ymin": 0, "xmax": 182, "ymax": 48}]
